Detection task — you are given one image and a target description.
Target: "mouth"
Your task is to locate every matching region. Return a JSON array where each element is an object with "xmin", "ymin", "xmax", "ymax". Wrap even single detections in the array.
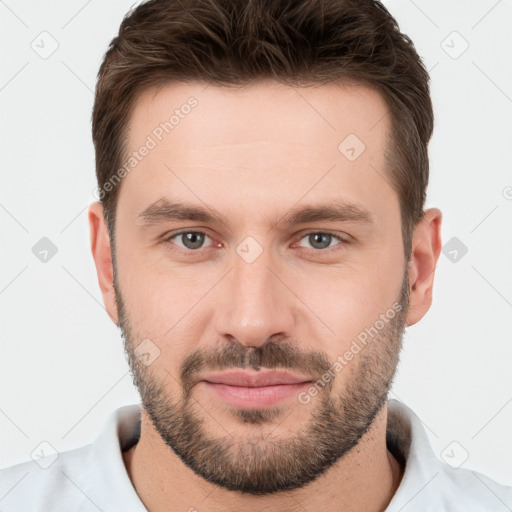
[{"xmin": 199, "ymin": 370, "xmax": 313, "ymax": 409}]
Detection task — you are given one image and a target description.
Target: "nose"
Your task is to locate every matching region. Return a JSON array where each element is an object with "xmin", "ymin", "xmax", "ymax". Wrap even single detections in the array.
[{"xmin": 214, "ymin": 245, "xmax": 296, "ymax": 349}]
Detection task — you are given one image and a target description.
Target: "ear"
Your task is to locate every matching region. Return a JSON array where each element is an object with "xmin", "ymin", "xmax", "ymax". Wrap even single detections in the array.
[
  {"xmin": 88, "ymin": 202, "xmax": 119, "ymax": 325},
  {"xmin": 406, "ymin": 208, "xmax": 443, "ymax": 327}
]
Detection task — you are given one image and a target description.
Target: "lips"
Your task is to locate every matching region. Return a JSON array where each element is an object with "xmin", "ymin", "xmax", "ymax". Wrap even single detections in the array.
[
  {"xmin": 199, "ymin": 370, "xmax": 313, "ymax": 409},
  {"xmin": 201, "ymin": 370, "xmax": 312, "ymax": 387}
]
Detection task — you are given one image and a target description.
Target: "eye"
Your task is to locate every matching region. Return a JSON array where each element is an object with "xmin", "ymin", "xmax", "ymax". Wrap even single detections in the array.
[
  {"xmin": 166, "ymin": 231, "xmax": 213, "ymax": 250},
  {"xmin": 296, "ymin": 232, "xmax": 348, "ymax": 250}
]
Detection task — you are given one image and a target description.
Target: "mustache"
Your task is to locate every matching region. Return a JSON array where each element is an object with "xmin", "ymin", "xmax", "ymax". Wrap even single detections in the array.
[{"xmin": 180, "ymin": 340, "xmax": 332, "ymax": 394}]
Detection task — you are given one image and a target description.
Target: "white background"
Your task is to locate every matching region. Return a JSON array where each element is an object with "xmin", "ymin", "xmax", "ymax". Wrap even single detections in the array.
[{"xmin": 0, "ymin": 0, "xmax": 511, "ymax": 488}]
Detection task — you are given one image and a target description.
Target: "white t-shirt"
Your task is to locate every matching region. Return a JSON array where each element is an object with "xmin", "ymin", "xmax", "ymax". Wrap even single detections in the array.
[{"xmin": 1, "ymin": 399, "xmax": 511, "ymax": 511}]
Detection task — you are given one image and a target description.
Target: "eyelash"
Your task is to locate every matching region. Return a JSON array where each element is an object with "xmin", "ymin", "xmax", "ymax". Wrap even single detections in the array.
[{"xmin": 163, "ymin": 230, "xmax": 350, "ymax": 255}]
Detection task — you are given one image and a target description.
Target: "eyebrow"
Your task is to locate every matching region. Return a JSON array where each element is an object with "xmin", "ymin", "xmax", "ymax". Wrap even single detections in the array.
[
  {"xmin": 137, "ymin": 199, "xmax": 229, "ymax": 226},
  {"xmin": 137, "ymin": 198, "xmax": 375, "ymax": 229},
  {"xmin": 278, "ymin": 201, "xmax": 374, "ymax": 228}
]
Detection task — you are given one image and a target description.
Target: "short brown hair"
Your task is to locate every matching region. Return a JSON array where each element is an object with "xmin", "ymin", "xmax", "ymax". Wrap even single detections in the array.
[{"xmin": 92, "ymin": 0, "xmax": 433, "ymax": 260}]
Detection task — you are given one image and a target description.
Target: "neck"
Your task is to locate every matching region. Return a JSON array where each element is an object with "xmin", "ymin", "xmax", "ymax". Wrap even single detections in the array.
[{"xmin": 123, "ymin": 404, "xmax": 403, "ymax": 512}]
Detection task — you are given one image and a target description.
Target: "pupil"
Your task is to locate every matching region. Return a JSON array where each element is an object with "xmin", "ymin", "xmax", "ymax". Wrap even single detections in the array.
[{"xmin": 310, "ymin": 233, "xmax": 331, "ymax": 249}]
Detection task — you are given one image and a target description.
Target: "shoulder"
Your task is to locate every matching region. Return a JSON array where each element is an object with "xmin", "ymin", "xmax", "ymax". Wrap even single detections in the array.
[
  {"xmin": 0, "ymin": 404, "xmax": 143, "ymax": 512},
  {"xmin": 0, "ymin": 444, "xmax": 94, "ymax": 512},
  {"xmin": 422, "ymin": 464, "xmax": 512, "ymax": 511},
  {"xmin": 386, "ymin": 399, "xmax": 512, "ymax": 511}
]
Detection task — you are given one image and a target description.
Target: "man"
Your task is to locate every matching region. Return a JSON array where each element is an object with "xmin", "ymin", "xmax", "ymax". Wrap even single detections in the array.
[{"xmin": 1, "ymin": 0, "xmax": 511, "ymax": 510}]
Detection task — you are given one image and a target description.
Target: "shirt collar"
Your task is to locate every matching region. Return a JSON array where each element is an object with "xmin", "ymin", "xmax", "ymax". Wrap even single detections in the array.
[{"xmin": 385, "ymin": 399, "xmax": 445, "ymax": 510}]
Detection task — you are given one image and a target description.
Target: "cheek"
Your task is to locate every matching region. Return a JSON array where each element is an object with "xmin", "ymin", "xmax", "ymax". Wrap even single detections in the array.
[
  {"xmin": 291, "ymin": 255, "xmax": 404, "ymax": 352},
  {"xmin": 115, "ymin": 241, "xmax": 218, "ymax": 353}
]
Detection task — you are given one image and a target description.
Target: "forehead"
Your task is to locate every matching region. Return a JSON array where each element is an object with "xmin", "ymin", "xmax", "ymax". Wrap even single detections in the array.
[
  {"xmin": 128, "ymin": 79, "xmax": 390, "ymax": 152},
  {"xmin": 119, "ymin": 80, "xmax": 395, "ymax": 225}
]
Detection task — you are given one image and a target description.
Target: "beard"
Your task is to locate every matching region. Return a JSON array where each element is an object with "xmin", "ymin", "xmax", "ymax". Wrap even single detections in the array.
[{"xmin": 114, "ymin": 265, "xmax": 410, "ymax": 495}]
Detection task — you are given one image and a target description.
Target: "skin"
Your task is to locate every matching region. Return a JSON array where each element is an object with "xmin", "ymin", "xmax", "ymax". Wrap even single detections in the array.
[{"xmin": 89, "ymin": 80, "xmax": 442, "ymax": 511}]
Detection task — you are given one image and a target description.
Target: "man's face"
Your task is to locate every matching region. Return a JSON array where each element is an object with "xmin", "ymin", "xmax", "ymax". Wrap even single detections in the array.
[{"xmin": 113, "ymin": 81, "xmax": 410, "ymax": 494}]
